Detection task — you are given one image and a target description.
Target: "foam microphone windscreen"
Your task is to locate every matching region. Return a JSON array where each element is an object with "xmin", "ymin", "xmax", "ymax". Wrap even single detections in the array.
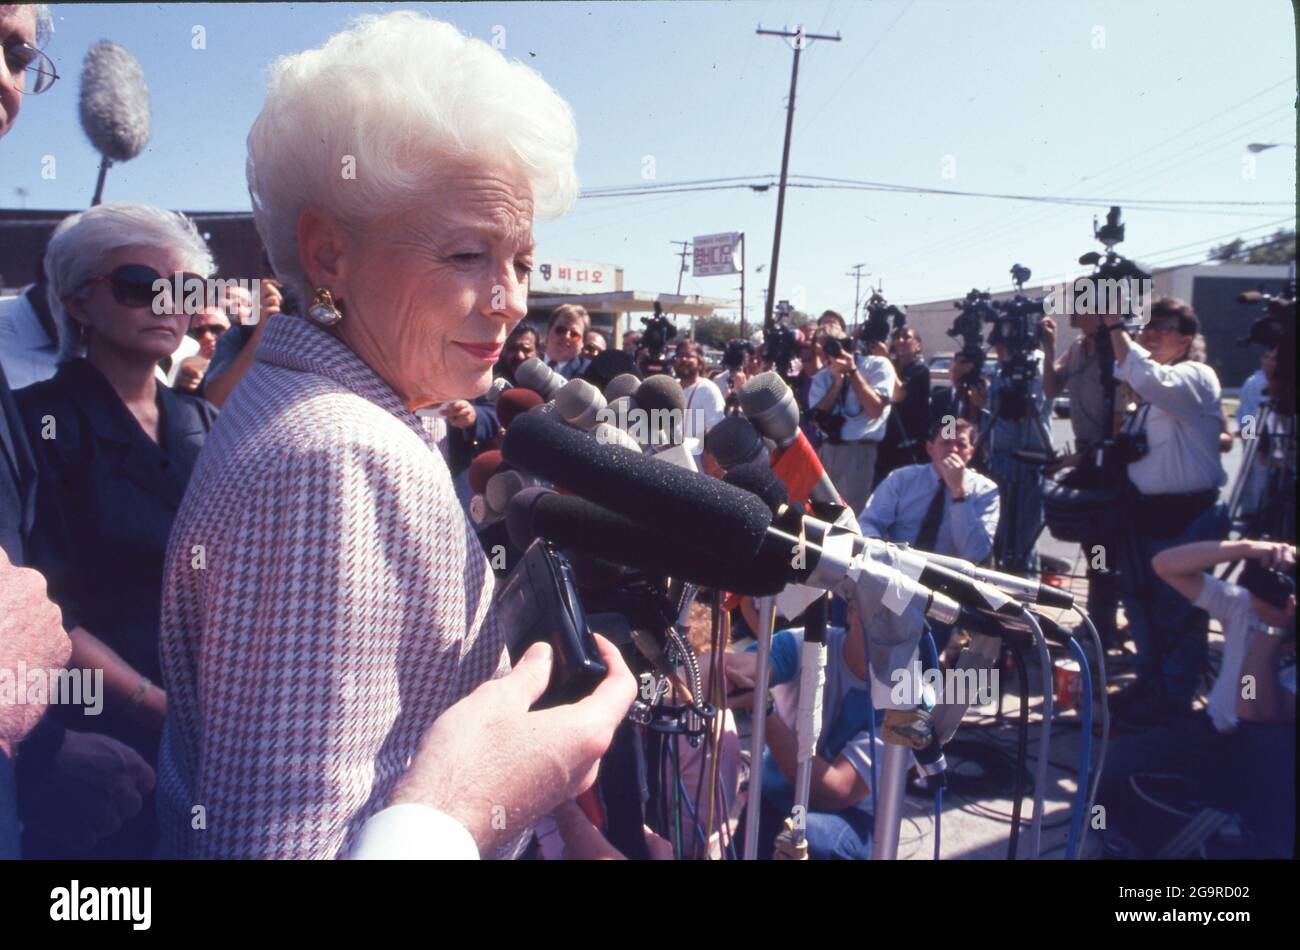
[
  {"xmin": 634, "ymin": 375, "xmax": 687, "ymax": 446},
  {"xmin": 506, "ymin": 488, "xmax": 788, "ymax": 595},
  {"xmin": 581, "ymin": 350, "xmax": 639, "ymax": 389},
  {"xmin": 502, "ymin": 411, "xmax": 772, "ymax": 563},
  {"xmin": 485, "ymin": 470, "xmax": 535, "ymax": 515},
  {"xmin": 724, "ymin": 461, "xmax": 789, "ymax": 514},
  {"xmin": 486, "ymin": 376, "xmax": 511, "ymax": 406},
  {"xmin": 497, "ymin": 387, "xmax": 543, "ymax": 427},
  {"xmin": 467, "ymin": 449, "xmax": 506, "ymax": 496},
  {"xmin": 79, "ymin": 41, "xmax": 151, "ymax": 162},
  {"xmin": 592, "ymin": 422, "xmax": 643, "ymax": 454},
  {"xmin": 705, "ymin": 415, "xmax": 767, "ymax": 471},
  {"xmin": 739, "ymin": 372, "xmax": 801, "ymax": 447},
  {"xmin": 514, "ymin": 357, "xmax": 564, "ymax": 400},
  {"xmin": 555, "ymin": 378, "xmax": 606, "ymax": 431},
  {"xmin": 604, "ymin": 373, "xmax": 642, "ymax": 402}
]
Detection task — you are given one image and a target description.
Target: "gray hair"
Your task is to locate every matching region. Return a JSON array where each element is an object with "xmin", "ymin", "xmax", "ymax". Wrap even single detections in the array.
[
  {"xmin": 0, "ymin": 4, "xmax": 52, "ymax": 45},
  {"xmin": 246, "ymin": 11, "xmax": 580, "ymax": 304},
  {"xmin": 44, "ymin": 203, "xmax": 214, "ymax": 362}
]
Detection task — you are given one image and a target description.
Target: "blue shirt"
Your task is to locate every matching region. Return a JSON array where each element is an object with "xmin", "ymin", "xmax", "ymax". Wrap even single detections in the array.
[
  {"xmin": 859, "ymin": 462, "xmax": 1000, "ymax": 563},
  {"xmin": 753, "ymin": 626, "xmax": 877, "ymax": 814},
  {"xmin": 806, "ymin": 354, "xmax": 895, "ymax": 443}
]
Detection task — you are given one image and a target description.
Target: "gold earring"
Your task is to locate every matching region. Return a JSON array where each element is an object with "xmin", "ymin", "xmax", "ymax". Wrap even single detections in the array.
[{"xmin": 306, "ymin": 287, "xmax": 343, "ymax": 328}]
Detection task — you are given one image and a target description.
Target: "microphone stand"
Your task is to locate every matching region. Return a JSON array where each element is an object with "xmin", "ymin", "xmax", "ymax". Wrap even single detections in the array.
[
  {"xmin": 870, "ymin": 677, "xmax": 916, "ymax": 860},
  {"xmin": 776, "ymin": 593, "xmax": 829, "ymax": 860},
  {"xmin": 742, "ymin": 596, "xmax": 777, "ymax": 860},
  {"xmin": 1018, "ymin": 605, "xmax": 1053, "ymax": 859}
]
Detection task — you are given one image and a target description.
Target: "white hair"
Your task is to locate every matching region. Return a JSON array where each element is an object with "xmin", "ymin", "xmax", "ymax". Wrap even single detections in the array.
[
  {"xmin": 44, "ymin": 203, "xmax": 215, "ymax": 362},
  {"xmin": 246, "ymin": 11, "xmax": 579, "ymax": 301}
]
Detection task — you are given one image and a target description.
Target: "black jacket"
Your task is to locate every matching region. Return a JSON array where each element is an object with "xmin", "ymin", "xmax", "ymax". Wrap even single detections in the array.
[{"xmin": 15, "ymin": 359, "xmax": 216, "ymax": 757}]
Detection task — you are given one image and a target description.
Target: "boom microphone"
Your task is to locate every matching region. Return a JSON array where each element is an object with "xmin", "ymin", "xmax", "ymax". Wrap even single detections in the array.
[{"xmin": 79, "ymin": 41, "xmax": 151, "ymax": 205}]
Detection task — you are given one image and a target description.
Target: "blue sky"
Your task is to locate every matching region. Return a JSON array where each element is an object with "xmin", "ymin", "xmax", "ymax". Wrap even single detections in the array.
[{"xmin": 4, "ymin": 1, "xmax": 1295, "ymax": 326}]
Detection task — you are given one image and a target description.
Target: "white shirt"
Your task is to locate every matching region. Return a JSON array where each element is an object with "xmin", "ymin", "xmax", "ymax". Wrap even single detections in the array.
[
  {"xmin": 806, "ymin": 354, "xmax": 895, "ymax": 443},
  {"xmin": 1115, "ymin": 343, "xmax": 1225, "ymax": 496},
  {"xmin": 0, "ymin": 291, "xmax": 59, "ymax": 390},
  {"xmin": 1194, "ymin": 575, "xmax": 1275, "ymax": 733},
  {"xmin": 681, "ymin": 376, "xmax": 726, "ymax": 444},
  {"xmin": 349, "ymin": 803, "xmax": 479, "ymax": 860},
  {"xmin": 1237, "ymin": 369, "xmax": 1268, "ymax": 431}
]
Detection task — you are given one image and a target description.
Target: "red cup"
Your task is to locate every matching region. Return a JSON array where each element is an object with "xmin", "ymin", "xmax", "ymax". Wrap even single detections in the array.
[{"xmin": 1053, "ymin": 657, "xmax": 1082, "ymax": 711}]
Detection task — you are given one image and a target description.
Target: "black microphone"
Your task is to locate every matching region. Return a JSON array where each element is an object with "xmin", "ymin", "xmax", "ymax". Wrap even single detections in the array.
[
  {"xmin": 501, "ymin": 413, "xmax": 1022, "ymax": 638},
  {"xmin": 705, "ymin": 415, "xmax": 768, "ymax": 471},
  {"xmin": 904, "ymin": 549, "xmax": 1075, "ymax": 609},
  {"xmin": 506, "ymin": 487, "xmax": 789, "ymax": 595}
]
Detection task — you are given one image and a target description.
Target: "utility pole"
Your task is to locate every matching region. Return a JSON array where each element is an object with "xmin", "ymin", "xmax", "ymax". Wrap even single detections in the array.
[
  {"xmin": 847, "ymin": 263, "xmax": 869, "ymax": 336},
  {"xmin": 672, "ymin": 239, "xmax": 692, "ymax": 338},
  {"xmin": 756, "ymin": 22, "xmax": 841, "ymax": 334}
]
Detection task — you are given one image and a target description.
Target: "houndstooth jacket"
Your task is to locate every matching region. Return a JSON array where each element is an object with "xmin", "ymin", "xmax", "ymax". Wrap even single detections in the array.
[{"xmin": 156, "ymin": 314, "xmax": 507, "ymax": 859}]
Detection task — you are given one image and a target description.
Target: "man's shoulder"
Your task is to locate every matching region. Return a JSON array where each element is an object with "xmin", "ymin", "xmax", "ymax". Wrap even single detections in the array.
[{"xmin": 964, "ymin": 468, "xmax": 999, "ymax": 497}]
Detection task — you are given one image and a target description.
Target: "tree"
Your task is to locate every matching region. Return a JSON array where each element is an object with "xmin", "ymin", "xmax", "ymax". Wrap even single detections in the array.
[
  {"xmin": 1208, "ymin": 229, "xmax": 1295, "ymax": 265},
  {"xmin": 692, "ymin": 315, "xmax": 741, "ymax": 348}
]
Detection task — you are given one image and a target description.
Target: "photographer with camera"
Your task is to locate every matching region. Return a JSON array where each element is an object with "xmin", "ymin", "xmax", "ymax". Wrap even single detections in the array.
[
  {"xmin": 807, "ymin": 320, "xmax": 896, "ymax": 514},
  {"xmin": 1095, "ymin": 539, "xmax": 1294, "ymax": 859},
  {"xmin": 715, "ymin": 339, "xmax": 756, "ymax": 399},
  {"xmin": 874, "ymin": 325, "xmax": 931, "ymax": 488},
  {"xmin": 1108, "ymin": 297, "xmax": 1229, "ymax": 724}
]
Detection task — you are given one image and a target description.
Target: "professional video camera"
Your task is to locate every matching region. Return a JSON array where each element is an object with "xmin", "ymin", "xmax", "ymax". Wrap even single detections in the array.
[
  {"xmin": 947, "ymin": 287, "xmax": 998, "ymax": 386},
  {"xmin": 722, "ymin": 337, "xmax": 755, "ymax": 372},
  {"xmin": 638, "ymin": 301, "xmax": 677, "ymax": 376},
  {"xmin": 763, "ymin": 300, "xmax": 799, "ymax": 378},
  {"xmin": 1237, "ymin": 268, "xmax": 1295, "ymax": 416},
  {"xmin": 857, "ymin": 290, "xmax": 906, "ymax": 352},
  {"xmin": 987, "ymin": 265, "xmax": 1047, "ymax": 421}
]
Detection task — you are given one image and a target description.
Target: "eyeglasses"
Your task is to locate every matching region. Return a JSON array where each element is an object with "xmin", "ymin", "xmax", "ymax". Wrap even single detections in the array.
[
  {"xmin": 3, "ymin": 41, "xmax": 58, "ymax": 95},
  {"xmin": 551, "ymin": 326, "xmax": 582, "ymax": 339},
  {"xmin": 78, "ymin": 264, "xmax": 204, "ymax": 309},
  {"xmin": 1139, "ymin": 323, "xmax": 1182, "ymax": 337}
]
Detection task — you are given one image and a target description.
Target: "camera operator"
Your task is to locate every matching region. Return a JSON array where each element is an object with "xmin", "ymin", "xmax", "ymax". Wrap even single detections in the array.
[
  {"xmin": 714, "ymin": 339, "xmax": 756, "ymax": 399},
  {"xmin": 978, "ymin": 331, "xmax": 1055, "ymax": 574},
  {"xmin": 1042, "ymin": 308, "xmax": 1123, "ymax": 645},
  {"xmin": 874, "ymin": 325, "xmax": 930, "ymax": 488},
  {"xmin": 1107, "ymin": 297, "xmax": 1229, "ymax": 723},
  {"xmin": 807, "ymin": 325, "xmax": 896, "ymax": 514}
]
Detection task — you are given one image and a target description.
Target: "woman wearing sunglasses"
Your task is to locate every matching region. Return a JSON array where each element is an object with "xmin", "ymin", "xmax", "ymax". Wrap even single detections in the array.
[{"xmin": 13, "ymin": 203, "xmax": 218, "ymax": 858}]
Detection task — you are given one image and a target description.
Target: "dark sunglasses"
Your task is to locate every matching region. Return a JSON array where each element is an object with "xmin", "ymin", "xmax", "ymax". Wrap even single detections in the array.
[{"xmin": 78, "ymin": 264, "xmax": 204, "ymax": 309}]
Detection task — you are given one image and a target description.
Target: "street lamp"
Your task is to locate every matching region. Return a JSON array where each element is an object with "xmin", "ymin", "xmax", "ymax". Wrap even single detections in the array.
[{"xmin": 1246, "ymin": 142, "xmax": 1297, "ymax": 153}]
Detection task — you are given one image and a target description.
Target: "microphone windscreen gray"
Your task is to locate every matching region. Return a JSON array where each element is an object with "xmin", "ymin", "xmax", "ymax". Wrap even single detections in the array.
[
  {"xmin": 739, "ymin": 371, "xmax": 800, "ymax": 447},
  {"xmin": 79, "ymin": 41, "xmax": 151, "ymax": 162},
  {"xmin": 605, "ymin": 396, "xmax": 644, "ymax": 444},
  {"xmin": 604, "ymin": 373, "xmax": 641, "ymax": 402},
  {"xmin": 704, "ymin": 415, "xmax": 766, "ymax": 471},
  {"xmin": 635, "ymin": 375, "xmax": 686, "ymax": 446},
  {"xmin": 486, "ymin": 470, "xmax": 535, "ymax": 514},
  {"xmin": 592, "ymin": 422, "xmax": 643, "ymax": 454},
  {"xmin": 515, "ymin": 358, "xmax": 564, "ymax": 399},
  {"xmin": 555, "ymin": 378, "xmax": 606, "ymax": 431}
]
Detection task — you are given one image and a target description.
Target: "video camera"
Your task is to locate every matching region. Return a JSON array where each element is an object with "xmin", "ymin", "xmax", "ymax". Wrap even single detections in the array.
[
  {"xmin": 638, "ymin": 301, "xmax": 678, "ymax": 376},
  {"xmin": 948, "ymin": 288, "xmax": 999, "ymax": 386},
  {"xmin": 723, "ymin": 337, "xmax": 755, "ymax": 371},
  {"xmin": 763, "ymin": 300, "xmax": 799, "ymax": 378},
  {"xmin": 857, "ymin": 290, "xmax": 906, "ymax": 351},
  {"xmin": 1237, "ymin": 267, "xmax": 1295, "ymax": 416}
]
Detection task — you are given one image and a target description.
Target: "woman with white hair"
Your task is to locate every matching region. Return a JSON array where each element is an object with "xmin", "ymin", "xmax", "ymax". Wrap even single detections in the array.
[
  {"xmin": 155, "ymin": 12, "xmax": 622, "ymax": 859},
  {"xmin": 15, "ymin": 202, "xmax": 218, "ymax": 858}
]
